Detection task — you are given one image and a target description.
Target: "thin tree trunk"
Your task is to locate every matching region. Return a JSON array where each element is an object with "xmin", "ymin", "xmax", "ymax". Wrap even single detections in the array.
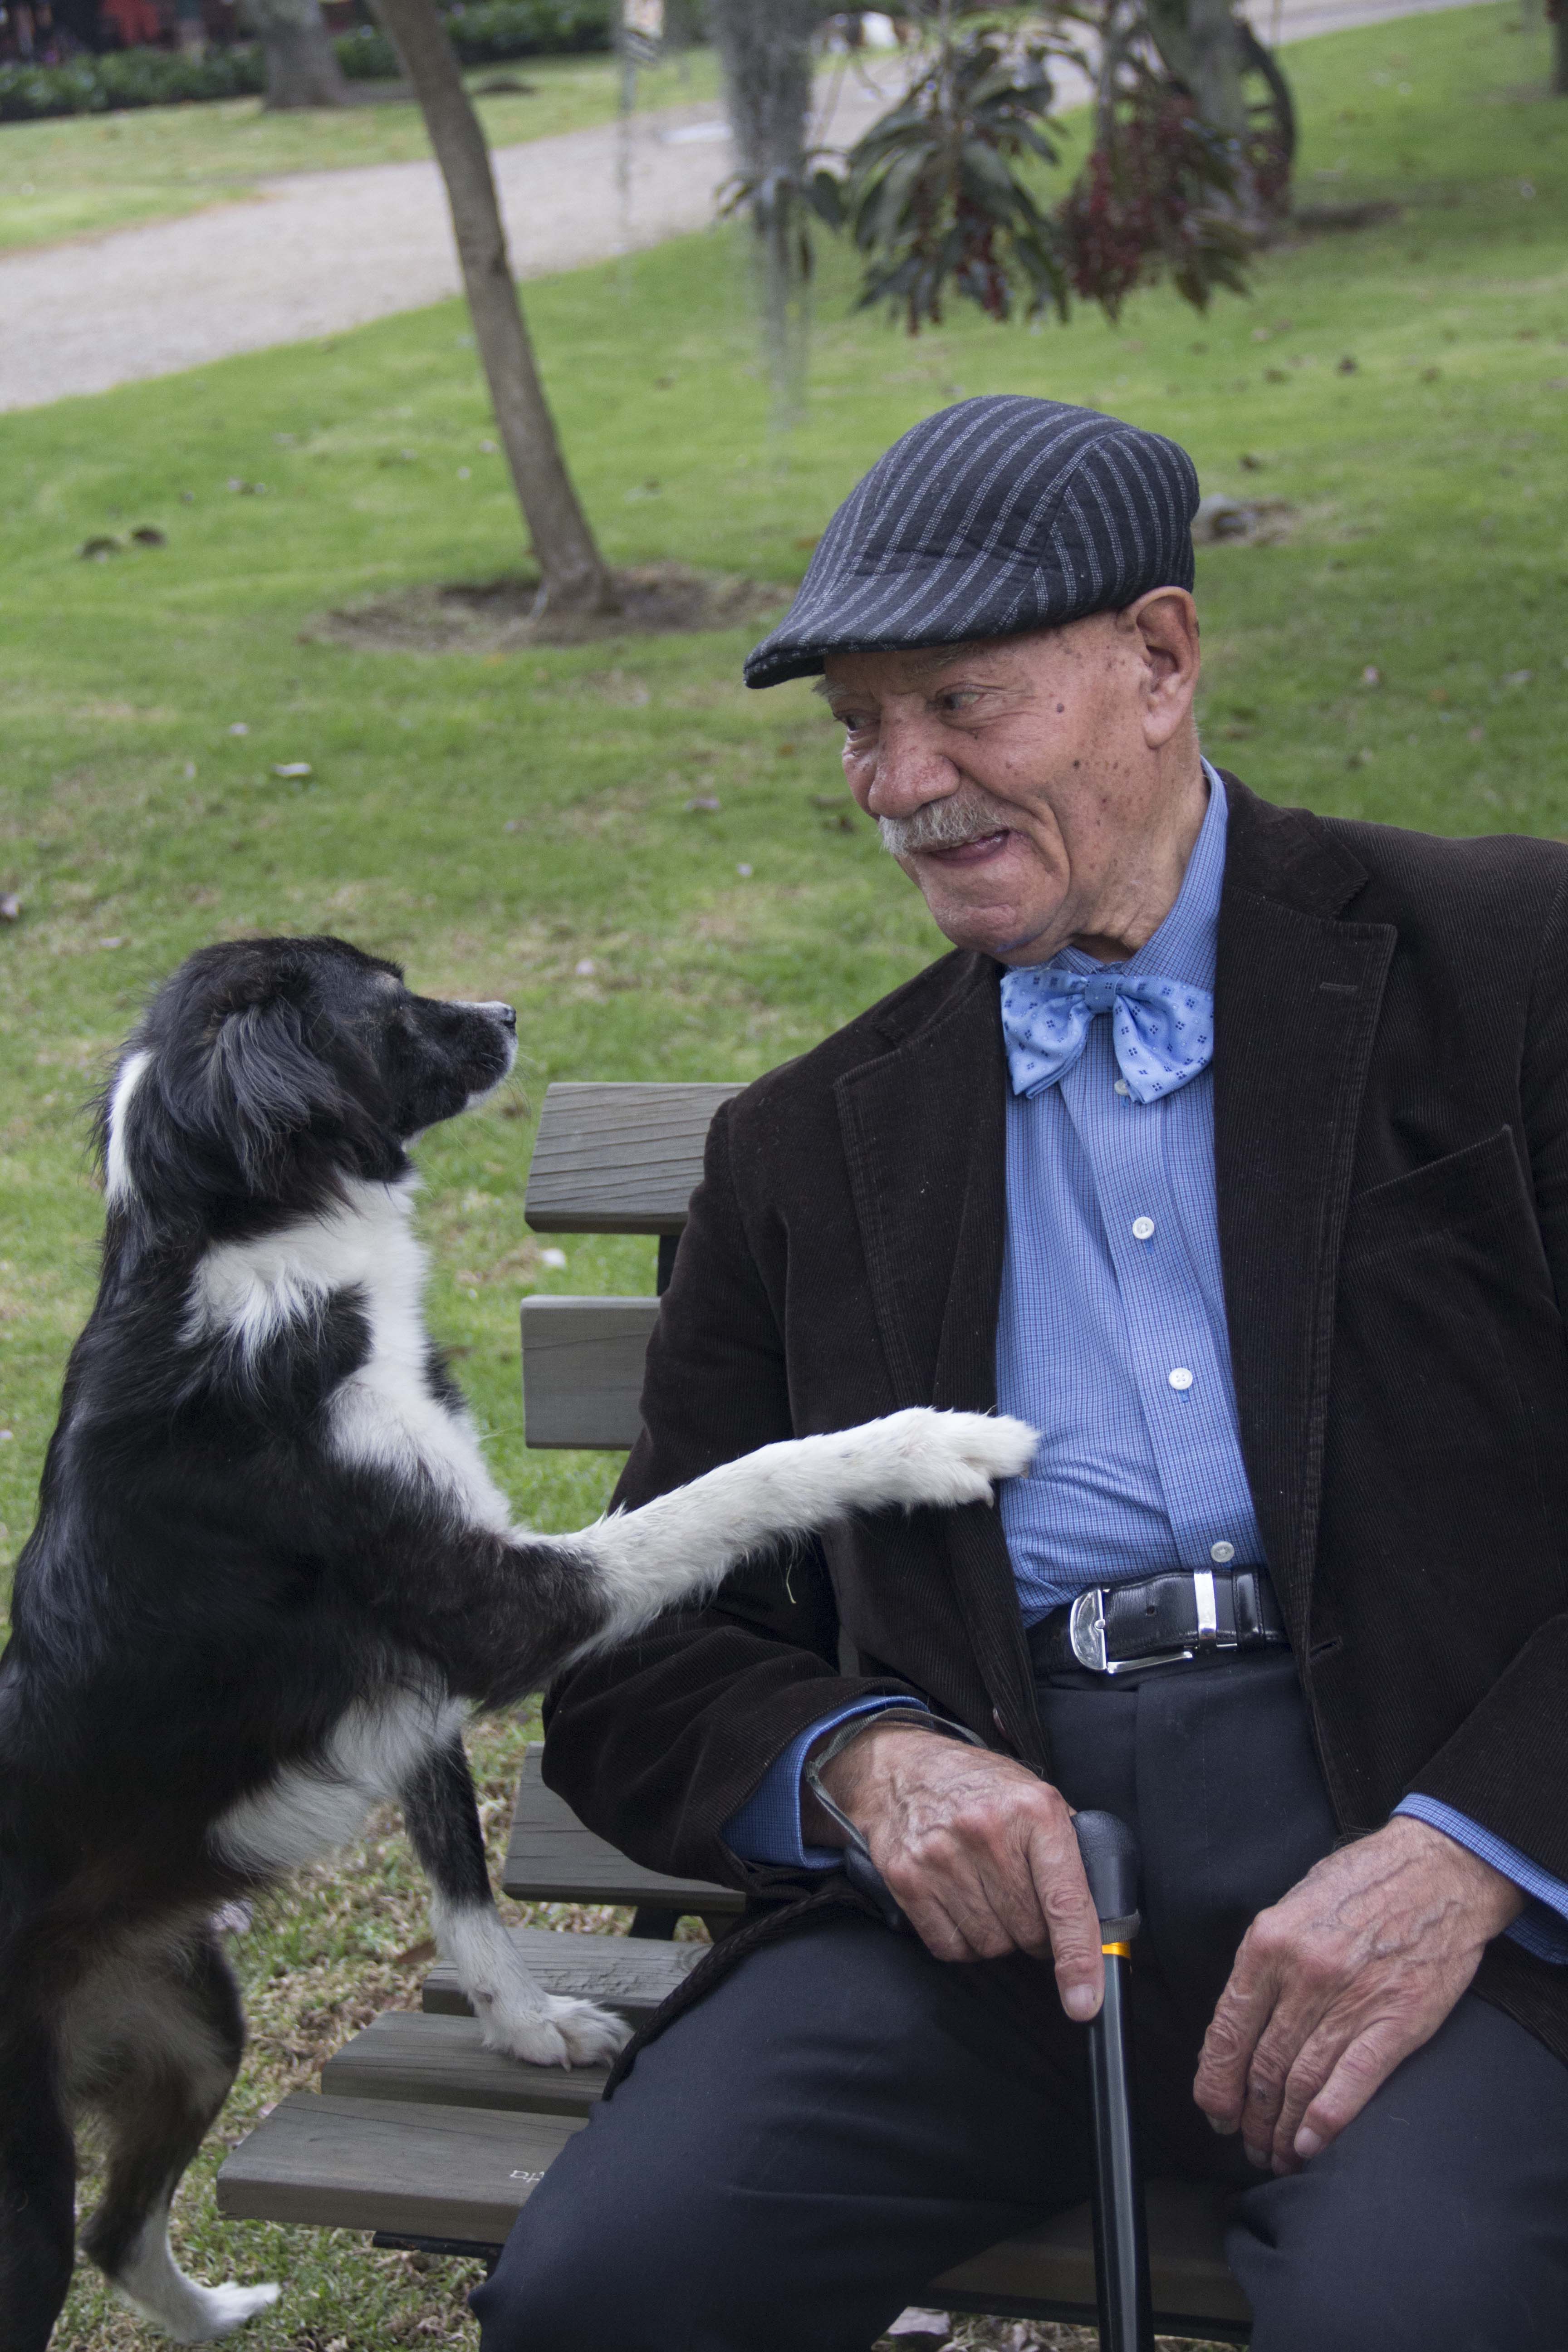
[
  {"xmin": 371, "ymin": 0, "xmax": 617, "ymax": 616},
  {"xmin": 1552, "ymin": 0, "xmax": 1567, "ymax": 95},
  {"xmin": 248, "ymin": 0, "xmax": 348, "ymax": 109}
]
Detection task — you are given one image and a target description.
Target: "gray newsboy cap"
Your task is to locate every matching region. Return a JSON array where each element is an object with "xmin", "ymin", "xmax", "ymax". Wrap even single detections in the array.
[{"xmin": 744, "ymin": 394, "xmax": 1200, "ymax": 690}]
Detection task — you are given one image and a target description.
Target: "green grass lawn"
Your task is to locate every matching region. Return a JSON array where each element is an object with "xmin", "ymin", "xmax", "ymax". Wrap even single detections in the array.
[
  {"xmin": 0, "ymin": 44, "xmax": 720, "ymax": 252},
  {"xmin": 1, "ymin": 4, "xmax": 1565, "ymax": 2341}
]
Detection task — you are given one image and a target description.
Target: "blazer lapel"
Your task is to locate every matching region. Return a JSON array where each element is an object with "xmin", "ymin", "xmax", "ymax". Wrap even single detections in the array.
[
  {"xmin": 1215, "ymin": 779, "xmax": 1396, "ymax": 1637},
  {"xmin": 835, "ymin": 958, "xmax": 1040, "ymax": 1754}
]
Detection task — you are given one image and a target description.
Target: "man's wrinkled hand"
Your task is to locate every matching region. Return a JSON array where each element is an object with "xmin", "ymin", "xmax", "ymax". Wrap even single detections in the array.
[
  {"xmin": 1193, "ymin": 1814, "xmax": 1525, "ymax": 2175},
  {"xmin": 808, "ymin": 1724, "xmax": 1104, "ymax": 2020}
]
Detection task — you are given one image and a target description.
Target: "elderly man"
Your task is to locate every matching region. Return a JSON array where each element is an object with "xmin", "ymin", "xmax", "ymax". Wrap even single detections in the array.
[{"xmin": 473, "ymin": 397, "xmax": 1568, "ymax": 2350}]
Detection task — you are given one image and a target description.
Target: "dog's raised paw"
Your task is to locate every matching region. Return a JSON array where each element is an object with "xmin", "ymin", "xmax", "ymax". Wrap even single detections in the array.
[{"xmin": 840, "ymin": 1409, "xmax": 1038, "ymax": 1511}]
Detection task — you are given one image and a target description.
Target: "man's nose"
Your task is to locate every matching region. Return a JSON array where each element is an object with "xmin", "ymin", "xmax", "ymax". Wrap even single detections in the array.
[{"xmin": 857, "ymin": 714, "xmax": 960, "ymax": 819}]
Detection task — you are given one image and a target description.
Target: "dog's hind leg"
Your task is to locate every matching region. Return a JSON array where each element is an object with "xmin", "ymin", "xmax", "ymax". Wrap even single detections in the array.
[
  {"xmin": 0, "ymin": 2014, "xmax": 77, "ymax": 2352},
  {"xmin": 402, "ymin": 1732, "xmax": 629, "ymax": 2071},
  {"xmin": 74, "ymin": 1928, "xmax": 279, "ymax": 2343}
]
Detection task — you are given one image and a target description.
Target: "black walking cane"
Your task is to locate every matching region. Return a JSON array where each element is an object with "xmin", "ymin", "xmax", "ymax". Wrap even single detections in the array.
[
  {"xmin": 826, "ymin": 1783, "xmax": 1155, "ymax": 2352},
  {"xmin": 1071, "ymin": 1810, "xmax": 1155, "ymax": 2352}
]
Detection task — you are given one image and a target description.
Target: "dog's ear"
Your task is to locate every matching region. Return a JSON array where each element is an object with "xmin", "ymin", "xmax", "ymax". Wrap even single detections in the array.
[{"xmin": 204, "ymin": 989, "xmax": 370, "ymax": 1191}]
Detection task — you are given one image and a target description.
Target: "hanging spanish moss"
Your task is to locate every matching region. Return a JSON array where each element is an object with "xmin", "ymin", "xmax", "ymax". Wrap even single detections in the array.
[{"xmin": 710, "ymin": 0, "xmax": 829, "ymax": 431}]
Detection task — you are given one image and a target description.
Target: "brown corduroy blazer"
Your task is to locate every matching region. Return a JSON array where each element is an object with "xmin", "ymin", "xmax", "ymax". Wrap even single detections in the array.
[{"xmin": 543, "ymin": 775, "xmax": 1568, "ymax": 2063}]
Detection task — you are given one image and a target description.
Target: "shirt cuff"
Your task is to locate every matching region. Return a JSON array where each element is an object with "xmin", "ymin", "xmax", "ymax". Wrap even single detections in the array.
[
  {"xmin": 721, "ymin": 1697, "xmax": 932, "ymax": 1871},
  {"xmin": 1395, "ymin": 1795, "xmax": 1568, "ymax": 1965}
]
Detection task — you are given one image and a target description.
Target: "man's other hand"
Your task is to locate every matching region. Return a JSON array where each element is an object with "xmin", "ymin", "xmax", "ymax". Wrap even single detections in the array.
[
  {"xmin": 1194, "ymin": 1814, "xmax": 1526, "ymax": 2175},
  {"xmin": 808, "ymin": 1725, "xmax": 1104, "ymax": 2019}
]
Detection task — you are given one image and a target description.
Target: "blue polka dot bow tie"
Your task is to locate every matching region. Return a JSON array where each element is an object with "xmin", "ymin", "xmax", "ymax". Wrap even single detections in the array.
[{"xmin": 999, "ymin": 965, "xmax": 1215, "ymax": 1105}]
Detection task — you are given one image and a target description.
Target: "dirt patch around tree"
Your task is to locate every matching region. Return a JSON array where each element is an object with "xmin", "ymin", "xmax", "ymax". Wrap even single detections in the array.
[{"xmin": 301, "ymin": 562, "xmax": 792, "ymax": 657}]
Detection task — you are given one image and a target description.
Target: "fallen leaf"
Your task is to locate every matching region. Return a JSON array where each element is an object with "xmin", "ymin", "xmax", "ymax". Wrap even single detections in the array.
[
  {"xmin": 686, "ymin": 794, "xmax": 721, "ymax": 812},
  {"xmin": 273, "ymin": 762, "xmax": 313, "ymax": 779},
  {"xmin": 79, "ymin": 535, "xmax": 120, "ymax": 559},
  {"xmin": 131, "ymin": 525, "xmax": 167, "ymax": 548},
  {"xmin": 1338, "ymin": 356, "xmax": 1359, "ymax": 374}
]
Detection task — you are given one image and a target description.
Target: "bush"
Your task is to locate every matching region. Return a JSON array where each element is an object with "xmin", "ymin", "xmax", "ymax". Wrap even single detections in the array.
[
  {"xmin": 441, "ymin": 0, "xmax": 614, "ymax": 66},
  {"xmin": 0, "ymin": 0, "xmax": 613, "ymax": 118},
  {"xmin": 0, "ymin": 44, "xmax": 263, "ymax": 119}
]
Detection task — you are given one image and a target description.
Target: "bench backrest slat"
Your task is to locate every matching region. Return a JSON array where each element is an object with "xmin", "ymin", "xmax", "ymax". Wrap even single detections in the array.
[
  {"xmin": 524, "ymin": 1081, "xmax": 743, "ymax": 1235},
  {"xmin": 520, "ymin": 1297, "xmax": 657, "ymax": 1450}
]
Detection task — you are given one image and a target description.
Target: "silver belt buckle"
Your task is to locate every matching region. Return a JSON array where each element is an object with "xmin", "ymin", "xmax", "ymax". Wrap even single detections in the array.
[
  {"xmin": 1068, "ymin": 1587, "xmax": 1109, "ymax": 1672},
  {"xmin": 1068, "ymin": 1583, "xmax": 1197, "ymax": 1676}
]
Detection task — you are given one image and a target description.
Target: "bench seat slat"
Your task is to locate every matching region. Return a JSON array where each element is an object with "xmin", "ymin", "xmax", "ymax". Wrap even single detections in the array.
[
  {"xmin": 501, "ymin": 1745, "xmax": 742, "ymax": 1914},
  {"xmin": 216, "ymin": 2091, "xmax": 581, "ymax": 2242},
  {"xmin": 420, "ymin": 1923, "xmax": 708, "ymax": 2022},
  {"xmin": 524, "ymin": 1082, "xmax": 743, "ymax": 1235},
  {"xmin": 321, "ymin": 2012, "xmax": 611, "ymax": 2116}
]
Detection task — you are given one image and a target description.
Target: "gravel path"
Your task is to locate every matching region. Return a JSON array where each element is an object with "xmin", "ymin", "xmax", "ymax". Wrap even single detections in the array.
[{"xmin": 0, "ymin": 0, "xmax": 1479, "ymax": 416}]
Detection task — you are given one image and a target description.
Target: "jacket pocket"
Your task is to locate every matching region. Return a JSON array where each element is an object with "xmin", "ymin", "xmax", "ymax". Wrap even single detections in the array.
[{"xmin": 1341, "ymin": 1126, "xmax": 1530, "ymax": 1267}]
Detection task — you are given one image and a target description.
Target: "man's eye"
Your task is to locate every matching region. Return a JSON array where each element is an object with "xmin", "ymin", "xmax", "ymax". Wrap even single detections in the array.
[{"xmin": 838, "ymin": 712, "xmax": 874, "ymax": 736}]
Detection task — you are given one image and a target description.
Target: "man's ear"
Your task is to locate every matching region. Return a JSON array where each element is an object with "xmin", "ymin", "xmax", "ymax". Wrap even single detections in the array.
[
  {"xmin": 205, "ymin": 994, "xmax": 353, "ymax": 1189},
  {"xmin": 1128, "ymin": 588, "xmax": 1201, "ymax": 749}
]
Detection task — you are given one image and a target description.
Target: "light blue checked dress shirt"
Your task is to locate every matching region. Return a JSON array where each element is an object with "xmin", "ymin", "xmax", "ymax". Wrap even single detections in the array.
[{"xmin": 722, "ymin": 769, "xmax": 1568, "ymax": 1961}]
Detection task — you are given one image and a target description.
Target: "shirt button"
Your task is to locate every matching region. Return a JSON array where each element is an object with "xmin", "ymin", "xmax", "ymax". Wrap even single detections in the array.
[
  {"xmin": 1132, "ymin": 1216, "xmax": 1155, "ymax": 1241},
  {"xmin": 1210, "ymin": 1540, "xmax": 1236, "ymax": 1563},
  {"xmin": 1168, "ymin": 1367, "xmax": 1194, "ymax": 1391},
  {"xmin": 1114, "ymin": 1079, "xmax": 1131, "ymax": 1097}
]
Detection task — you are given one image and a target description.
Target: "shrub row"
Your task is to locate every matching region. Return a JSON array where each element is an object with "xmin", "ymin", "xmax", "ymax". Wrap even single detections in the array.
[{"xmin": 0, "ymin": 0, "xmax": 613, "ymax": 120}]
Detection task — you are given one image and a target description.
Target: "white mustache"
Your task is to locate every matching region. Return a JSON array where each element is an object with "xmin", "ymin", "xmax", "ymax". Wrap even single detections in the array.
[{"xmin": 878, "ymin": 787, "xmax": 1015, "ymax": 858}]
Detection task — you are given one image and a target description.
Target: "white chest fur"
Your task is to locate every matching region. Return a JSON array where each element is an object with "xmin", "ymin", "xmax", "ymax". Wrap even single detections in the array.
[
  {"xmin": 186, "ymin": 1176, "xmax": 513, "ymax": 1534},
  {"xmin": 211, "ymin": 1686, "xmax": 467, "ymax": 1872}
]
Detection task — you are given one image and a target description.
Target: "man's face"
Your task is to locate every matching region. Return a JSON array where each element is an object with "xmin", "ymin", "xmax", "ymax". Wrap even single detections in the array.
[{"xmin": 820, "ymin": 593, "xmax": 1204, "ymax": 966}]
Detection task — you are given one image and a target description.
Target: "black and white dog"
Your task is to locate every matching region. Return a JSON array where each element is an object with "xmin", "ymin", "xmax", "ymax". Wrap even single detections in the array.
[{"xmin": 0, "ymin": 934, "xmax": 1034, "ymax": 2349}]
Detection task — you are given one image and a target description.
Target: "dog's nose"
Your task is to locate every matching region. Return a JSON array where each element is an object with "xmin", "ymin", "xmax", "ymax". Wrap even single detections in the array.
[{"xmin": 496, "ymin": 1004, "xmax": 517, "ymax": 1030}]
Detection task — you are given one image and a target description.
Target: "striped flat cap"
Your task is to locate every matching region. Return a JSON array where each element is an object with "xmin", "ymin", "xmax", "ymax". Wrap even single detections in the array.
[{"xmin": 745, "ymin": 395, "xmax": 1200, "ymax": 689}]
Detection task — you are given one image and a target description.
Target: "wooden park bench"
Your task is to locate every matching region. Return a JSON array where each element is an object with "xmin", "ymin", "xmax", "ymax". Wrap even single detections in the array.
[{"xmin": 217, "ymin": 1082, "xmax": 1253, "ymax": 2343}]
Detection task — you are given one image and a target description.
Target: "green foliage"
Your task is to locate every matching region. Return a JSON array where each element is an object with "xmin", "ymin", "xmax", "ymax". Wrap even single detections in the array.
[
  {"xmin": 813, "ymin": 5, "xmax": 1291, "ymax": 333},
  {"xmin": 0, "ymin": 8, "xmax": 1564, "ymax": 2336},
  {"xmin": 0, "ymin": 0, "xmax": 612, "ymax": 120},
  {"xmin": 815, "ymin": 22, "xmax": 1074, "ymax": 329}
]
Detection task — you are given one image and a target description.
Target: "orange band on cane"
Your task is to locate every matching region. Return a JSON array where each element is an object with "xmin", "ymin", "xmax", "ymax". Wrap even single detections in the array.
[{"xmin": 1101, "ymin": 1942, "xmax": 1132, "ymax": 1960}]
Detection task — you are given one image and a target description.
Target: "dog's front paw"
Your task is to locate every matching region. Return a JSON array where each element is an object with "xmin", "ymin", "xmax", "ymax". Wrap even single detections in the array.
[
  {"xmin": 479, "ymin": 1991, "xmax": 631, "ymax": 2070},
  {"xmin": 846, "ymin": 1409, "xmax": 1038, "ymax": 1511}
]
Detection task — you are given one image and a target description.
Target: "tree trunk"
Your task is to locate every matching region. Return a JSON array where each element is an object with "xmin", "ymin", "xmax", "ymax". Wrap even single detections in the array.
[
  {"xmin": 370, "ymin": 0, "xmax": 617, "ymax": 616},
  {"xmin": 1552, "ymin": 0, "xmax": 1567, "ymax": 96},
  {"xmin": 247, "ymin": 0, "xmax": 348, "ymax": 109},
  {"xmin": 707, "ymin": 0, "xmax": 826, "ymax": 426}
]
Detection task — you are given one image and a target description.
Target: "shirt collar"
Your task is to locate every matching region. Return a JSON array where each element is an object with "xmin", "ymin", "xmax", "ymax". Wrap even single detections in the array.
[{"xmin": 1049, "ymin": 760, "xmax": 1226, "ymax": 994}]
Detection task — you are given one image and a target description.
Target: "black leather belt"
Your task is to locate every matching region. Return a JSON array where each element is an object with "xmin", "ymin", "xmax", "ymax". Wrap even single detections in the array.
[{"xmin": 1031, "ymin": 1567, "xmax": 1287, "ymax": 1676}]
